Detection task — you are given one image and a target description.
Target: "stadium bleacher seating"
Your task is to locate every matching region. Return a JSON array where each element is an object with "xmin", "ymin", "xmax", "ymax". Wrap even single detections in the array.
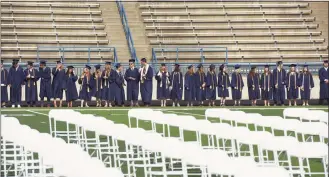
[
  {"xmin": 1, "ymin": 2, "xmax": 112, "ymax": 62},
  {"xmin": 138, "ymin": 2, "xmax": 328, "ymax": 63}
]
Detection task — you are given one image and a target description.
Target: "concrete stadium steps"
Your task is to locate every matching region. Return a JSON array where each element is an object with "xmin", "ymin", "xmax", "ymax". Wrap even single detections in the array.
[
  {"xmin": 98, "ymin": 2, "xmax": 130, "ymax": 62},
  {"xmin": 123, "ymin": 1, "xmax": 152, "ymax": 60},
  {"xmin": 0, "ymin": 1, "xmax": 118, "ymax": 63},
  {"xmin": 137, "ymin": 1, "xmax": 328, "ymax": 63}
]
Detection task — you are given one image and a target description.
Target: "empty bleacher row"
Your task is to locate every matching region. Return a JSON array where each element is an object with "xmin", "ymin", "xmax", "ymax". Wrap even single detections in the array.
[
  {"xmin": 139, "ymin": 2, "xmax": 328, "ymax": 63},
  {"xmin": 1, "ymin": 2, "xmax": 112, "ymax": 62}
]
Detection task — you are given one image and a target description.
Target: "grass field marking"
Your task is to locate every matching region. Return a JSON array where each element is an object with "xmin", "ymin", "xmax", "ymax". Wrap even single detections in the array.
[
  {"xmin": 26, "ymin": 110, "xmax": 48, "ymax": 116},
  {"xmin": 164, "ymin": 110, "xmax": 205, "ymax": 117}
]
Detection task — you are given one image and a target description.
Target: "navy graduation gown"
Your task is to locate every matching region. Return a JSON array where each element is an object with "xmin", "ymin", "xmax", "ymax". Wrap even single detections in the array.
[
  {"xmin": 206, "ymin": 71, "xmax": 217, "ymax": 100},
  {"xmin": 65, "ymin": 74, "xmax": 78, "ymax": 102},
  {"xmin": 92, "ymin": 73, "xmax": 102, "ymax": 99},
  {"xmin": 113, "ymin": 71, "xmax": 125, "ymax": 106},
  {"xmin": 8, "ymin": 66, "xmax": 25, "ymax": 105},
  {"xmin": 184, "ymin": 72, "xmax": 196, "ymax": 101},
  {"xmin": 318, "ymin": 67, "xmax": 329, "ymax": 99},
  {"xmin": 39, "ymin": 67, "xmax": 52, "ymax": 100},
  {"xmin": 299, "ymin": 72, "xmax": 314, "ymax": 100},
  {"xmin": 24, "ymin": 69, "xmax": 39, "ymax": 104},
  {"xmin": 124, "ymin": 68, "xmax": 140, "ymax": 101},
  {"xmin": 260, "ymin": 73, "xmax": 273, "ymax": 100},
  {"xmin": 140, "ymin": 65, "xmax": 153, "ymax": 104},
  {"xmin": 1, "ymin": 68, "xmax": 9, "ymax": 103},
  {"xmin": 247, "ymin": 74, "xmax": 260, "ymax": 100},
  {"xmin": 195, "ymin": 71, "xmax": 206, "ymax": 101},
  {"xmin": 217, "ymin": 72, "xmax": 230, "ymax": 98},
  {"xmin": 101, "ymin": 69, "xmax": 116, "ymax": 101},
  {"xmin": 170, "ymin": 71, "xmax": 183, "ymax": 100},
  {"xmin": 272, "ymin": 68, "xmax": 286, "ymax": 104},
  {"xmin": 155, "ymin": 71, "xmax": 170, "ymax": 100},
  {"xmin": 286, "ymin": 72, "xmax": 299, "ymax": 99},
  {"xmin": 78, "ymin": 74, "xmax": 94, "ymax": 101},
  {"xmin": 52, "ymin": 68, "xmax": 66, "ymax": 99},
  {"xmin": 231, "ymin": 72, "xmax": 244, "ymax": 100}
]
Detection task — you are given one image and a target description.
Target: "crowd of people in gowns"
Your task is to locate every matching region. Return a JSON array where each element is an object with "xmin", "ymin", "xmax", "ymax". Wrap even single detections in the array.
[{"xmin": 0, "ymin": 58, "xmax": 328, "ymax": 107}]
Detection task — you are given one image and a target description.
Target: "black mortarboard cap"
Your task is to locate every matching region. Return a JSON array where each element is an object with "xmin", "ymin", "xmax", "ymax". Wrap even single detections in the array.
[
  {"xmin": 210, "ymin": 64, "xmax": 215, "ymax": 69},
  {"xmin": 289, "ymin": 64, "xmax": 297, "ymax": 67},
  {"xmin": 197, "ymin": 64, "xmax": 203, "ymax": 68},
  {"xmin": 13, "ymin": 59, "xmax": 19, "ymax": 62},
  {"xmin": 141, "ymin": 58, "xmax": 147, "ymax": 62},
  {"xmin": 56, "ymin": 60, "xmax": 62, "ymax": 64},
  {"xmin": 251, "ymin": 66, "xmax": 257, "ymax": 70},
  {"xmin": 115, "ymin": 63, "xmax": 122, "ymax": 69},
  {"xmin": 27, "ymin": 61, "xmax": 34, "ymax": 66},
  {"xmin": 94, "ymin": 64, "xmax": 101, "ymax": 70},
  {"xmin": 188, "ymin": 65, "xmax": 193, "ymax": 69},
  {"xmin": 40, "ymin": 60, "xmax": 46, "ymax": 65},
  {"xmin": 105, "ymin": 61, "xmax": 111, "ymax": 65},
  {"xmin": 323, "ymin": 60, "xmax": 328, "ymax": 63},
  {"xmin": 234, "ymin": 64, "xmax": 240, "ymax": 69},
  {"xmin": 277, "ymin": 61, "xmax": 283, "ymax": 65},
  {"xmin": 161, "ymin": 63, "xmax": 166, "ymax": 66},
  {"xmin": 175, "ymin": 63, "xmax": 180, "ymax": 68},
  {"xmin": 85, "ymin": 65, "xmax": 91, "ymax": 70},
  {"xmin": 303, "ymin": 64, "xmax": 308, "ymax": 67},
  {"xmin": 129, "ymin": 59, "xmax": 135, "ymax": 63},
  {"xmin": 264, "ymin": 65, "xmax": 269, "ymax": 68},
  {"xmin": 219, "ymin": 64, "xmax": 225, "ymax": 70},
  {"xmin": 67, "ymin": 66, "xmax": 74, "ymax": 69}
]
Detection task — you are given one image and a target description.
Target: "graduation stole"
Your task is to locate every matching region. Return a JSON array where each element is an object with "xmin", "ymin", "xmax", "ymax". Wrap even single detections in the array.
[
  {"xmin": 222, "ymin": 72, "xmax": 227, "ymax": 91},
  {"xmin": 264, "ymin": 73, "xmax": 270, "ymax": 91},
  {"xmin": 104, "ymin": 69, "xmax": 110, "ymax": 87},
  {"xmin": 276, "ymin": 68, "xmax": 282, "ymax": 88},
  {"xmin": 288, "ymin": 72, "xmax": 296, "ymax": 91},
  {"xmin": 210, "ymin": 71, "xmax": 215, "ymax": 89},
  {"xmin": 28, "ymin": 69, "xmax": 35, "ymax": 87},
  {"xmin": 94, "ymin": 72, "xmax": 101, "ymax": 91},
  {"xmin": 81, "ymin": 73, "xmax": 91, "ymax": 92},
  {"xmin": 236, "ymin": 72, "xmax": 242, "ymax": 91},
  {"xmin": 301, "ymin": 72, "xmax": 310, "ymax": 91},
  {"xmin": 199, "ymin": 70, "xmax": 205, "ymax": 90}
]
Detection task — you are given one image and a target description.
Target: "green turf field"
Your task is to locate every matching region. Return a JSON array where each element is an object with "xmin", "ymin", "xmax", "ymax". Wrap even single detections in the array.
[{"xmin": 2, "ymin": 106, "xmax": 328, "ymax": 177}]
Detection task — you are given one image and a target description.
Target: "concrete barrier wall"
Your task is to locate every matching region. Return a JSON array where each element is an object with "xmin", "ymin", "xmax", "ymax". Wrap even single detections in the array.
[{"xmin": 9, "ymin": 75, "xmax": 322, "ymax": 101}]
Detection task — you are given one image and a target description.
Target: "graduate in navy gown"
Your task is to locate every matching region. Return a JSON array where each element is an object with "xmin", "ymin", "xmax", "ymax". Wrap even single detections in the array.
[
  {"xmin": 139, "ymin": 58, "xmax": 153, "ymax": 107},
  {"xmin": 65, "ymin": 66, "xmax": 78, "ymax": 107},
  {"xmin": 24, "ymin": 61, "xmax": 39, "ymax": 107},
  {"xmin": 184, "ymin": 65, "xmax": 195, "ymax": 107},
  {"xmin": 218, "ymin": 64, "xmax": 230, "ymax": 106},
  {"xmin": 286, "ymin": 64, "xmax": 299, "ymax": 106},
  {"xmin": 260, "ymin": 65, "xmax": 273, "ymax": 106},
  {"xmin": 195, "ymin": 64, "xmax": 206, "ymax": 106},
  {"xmin": 206, "ymin": 64, "xmax": 217, "ymax": 106},
  {"xmin": 231, "ymin": 64, "xmax": 244, "ymax": 106},
  {"xmin": 52, "ymin": 60, "xmax": 66, "ymax": 107},
  {"xmin": 0, "ymin": 60, "xmax": 9, "ymax": 107},
  {"xmin": 247, "ymin": 66, "xmax": 260, "ymax": 106},
  {"xmin": 299, "ymin": 65, "xmax": 314, "ymax": 106},
  {"xmin": 272, "ymin": 61, "xmax": 286, "ymax": 106},
  {"xmin": 318, "ymin": 60, "xmax": 329, "ymax": 105},
  {"xmin": 113, "ymin": 63, "xmax": 125, "ymax": 106},
  {"xmin": 125, "ymin": 59, "xmax": 140, "ymax": 107},
  {"xmin": 39, "ymin": 60, "xmax": 52, "ymax": 107},
  {"xmin": 92, "ymin": 64, "xmax": 102, "ymax": 107},
  {"xmin": 170, "ymin": 64, "xmax": 183, "ymax": 107},
  {"xmin": 155, "ymin": 63, "xmax": 170, "ymax": 107},
  {"xmin": 8, "ymin": 59, "xmax": 25, "ymax": 108},
  {"xmin": 101, "ymin": 62, "xmax": 115, "ymax": 107},
  {"xmin": 78, "ymin": 65, "xmax": 94, "ymax": 107}
]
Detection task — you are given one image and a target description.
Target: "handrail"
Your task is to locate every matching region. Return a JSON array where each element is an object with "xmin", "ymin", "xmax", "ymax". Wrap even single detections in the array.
[{"xmin": 116, "ymin": 0, "xmax": 138, "ymax": 63}]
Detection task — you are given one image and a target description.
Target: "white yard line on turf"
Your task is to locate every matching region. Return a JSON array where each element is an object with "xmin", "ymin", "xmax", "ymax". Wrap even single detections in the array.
[
  {"xmin": 164, "ymin": 110, "xmax": 204, "ymax": 117},
  {"xmin": 26, "ymin": 110, "xmax": 48, "ymax": 116}
]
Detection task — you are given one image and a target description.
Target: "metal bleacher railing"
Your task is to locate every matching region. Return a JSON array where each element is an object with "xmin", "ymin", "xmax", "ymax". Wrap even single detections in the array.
[{"xmin": 117, "ymin": 0, "xmax": 138, "ymax": 64}]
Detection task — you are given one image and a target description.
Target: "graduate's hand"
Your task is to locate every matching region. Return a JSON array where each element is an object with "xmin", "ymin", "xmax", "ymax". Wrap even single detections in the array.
[
  {"xmin": 157, "ymin": 72, "xmax": 161, "ymax": 76},
  {"xmin": 8, "ymin": 84, "xmax": 11, "ymax": 87},
  {"xmin": 234, "ymin": 87, "xmax": 237, "ymax": 90},
  {"xmin": 210, "ymin": 86, "xmax": 212, "ymax": 89},
  {"xmin": 202, "ymin": 83, "xmax": 205, "ymax": 88}
]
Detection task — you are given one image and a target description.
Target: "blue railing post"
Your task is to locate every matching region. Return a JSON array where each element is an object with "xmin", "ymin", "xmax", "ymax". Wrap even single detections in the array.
[
  {"xmin": 176, "ymin": 48, "xmax": 179, "ymax": 63},
  {"xmin": 225, "ymin": 47, "xmax": 228, "ymax": 64},
  {"xmin": 88, "ymin": 47, "xmax": 91, "ymax": 64},
  {"xmin": 36, "ymin": 45, "xmax": 39, "ymax": 63},
  {"xmin": 200, "ymin": 48, "xmax": 204, "ymax": 63}
]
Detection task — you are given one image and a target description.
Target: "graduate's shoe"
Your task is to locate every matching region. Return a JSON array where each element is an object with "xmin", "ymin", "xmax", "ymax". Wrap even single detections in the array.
[
  {"xmin": 85, "ymin": 103, "xmax": 89, "ymax": 107},
  {"xmin": 17, "ymin": 105, "xmax": 21, "ymax": 108},
  {"xmin": 177, "ymin": 103, "xmax": 180, "ymax": 107},
  {"xmin": 172, "ymin": 103, "xmax": 175, "ymax": 107},
  {"xmin": 11, "ymin": 105, "xmax": 15, "ymax": 108},
  {"xmin": 187, "ymin": 104, "xmax": 190, "ymax": 107},
  {"xmin": 306, "ymin": 103, "xmax": 309, "ymax": 106},
  {"xmin": 302, "ymin": 103, "xmax": 306, "ymax": 106},
  {"xmin": 190, "ymin": 103, "xmax": 193, "ymax": 107},
  {"xmin": 104, "ymin": 103, "xmax": 108, "ymax": 107}
]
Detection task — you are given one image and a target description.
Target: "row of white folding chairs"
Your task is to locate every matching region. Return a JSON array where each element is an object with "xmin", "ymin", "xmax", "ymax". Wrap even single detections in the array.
[
  {"xmin": 205, "ymin": 108, "xmax": 328, "ymax": 143},
  {"xmin": 127, "ymin": 109, "xmax": 328, "ymax": 177},
  {"xmin": 283, "ymin": 108, "xmax": 328, "ymax": 123},
  {"xmin": 48, "ymin": 110, "xmax": 291, "ymax": 177},
  {"xmin": 1, "ymin": 116, "xmax": 123, "ymax": 177}
]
